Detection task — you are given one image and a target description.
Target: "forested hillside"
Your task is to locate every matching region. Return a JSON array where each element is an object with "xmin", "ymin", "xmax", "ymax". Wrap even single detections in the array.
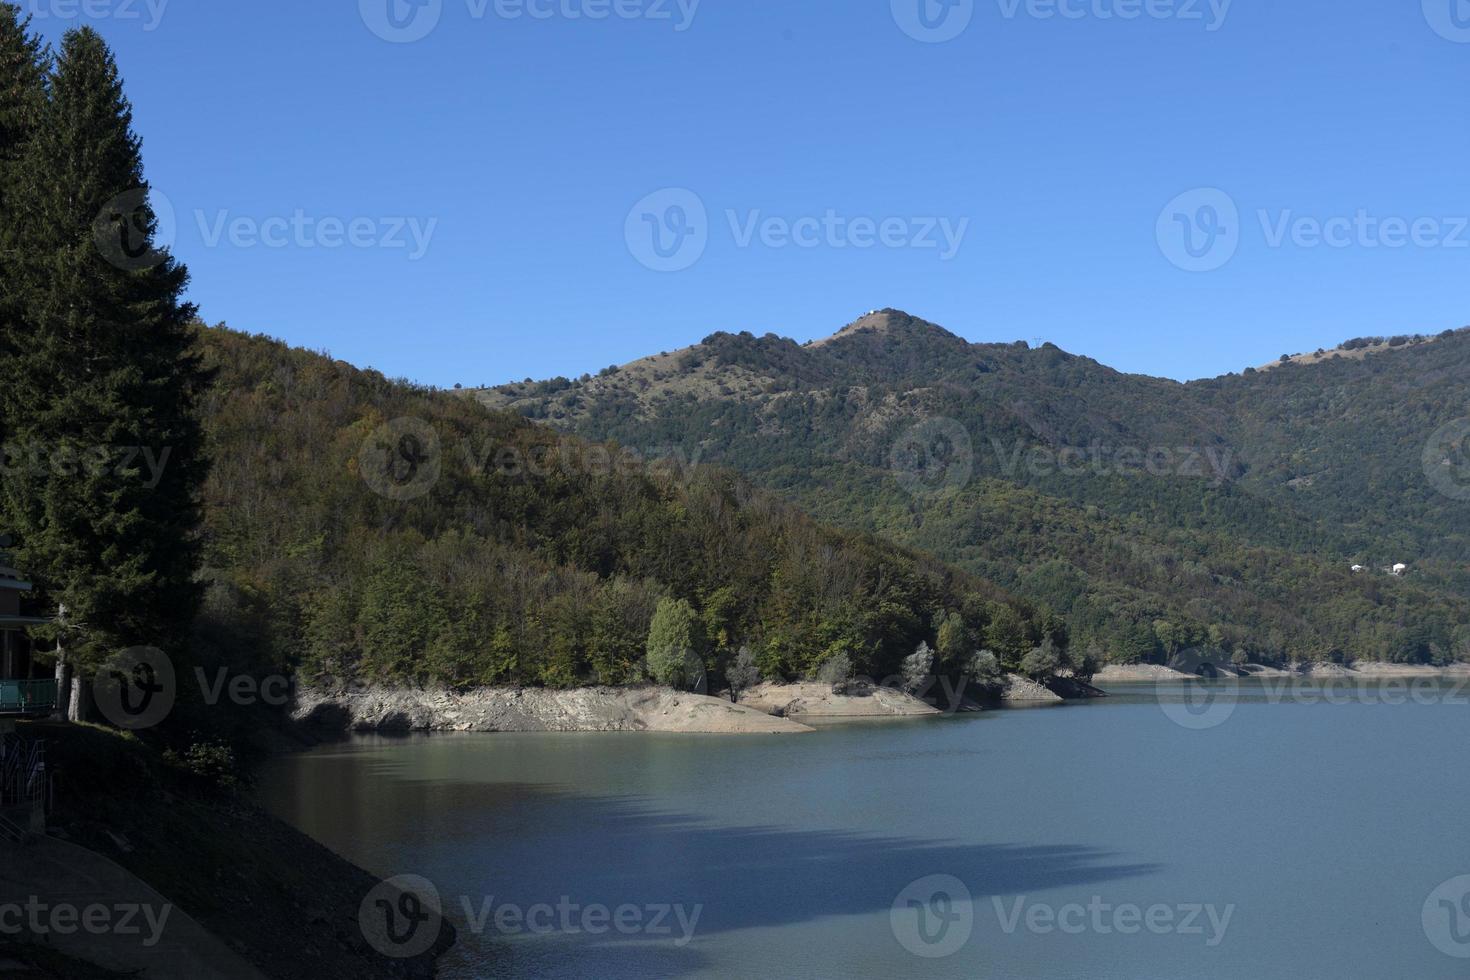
[
  {"xmin": 193, "ymin": 325, "xmax": 1064, "ymax": 691},
  {"xmin": 473, "ymin": 310, "xmax": 1470, "ymax": 667},
  {"xmin": 1196, "ymin": 336, "xmax": 1470, "ymax": 566}
]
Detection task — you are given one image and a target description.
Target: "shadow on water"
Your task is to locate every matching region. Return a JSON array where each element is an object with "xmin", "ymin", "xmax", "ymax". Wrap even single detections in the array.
[
  {"xmin": 264, "ymin": 765, "xmax": 1161, "ymax": 978},
  {"xmin": 448, "ymin": 788, "xmax": 1162, "ymax": 929}
]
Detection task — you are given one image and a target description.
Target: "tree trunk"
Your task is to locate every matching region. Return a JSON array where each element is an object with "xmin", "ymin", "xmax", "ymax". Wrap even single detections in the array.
[
  {"xmin": 67, "ymin": 675, "xmax": 90, "ymax": 724},
  {"xmin": 52, "ymin": 648, "xmax": 72, "ymax": 722}
]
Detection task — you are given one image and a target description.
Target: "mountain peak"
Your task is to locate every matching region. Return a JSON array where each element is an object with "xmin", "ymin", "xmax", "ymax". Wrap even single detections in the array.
[{"xmin": 809, "ymin": 309, "xmax": 947, "ymax": 348}]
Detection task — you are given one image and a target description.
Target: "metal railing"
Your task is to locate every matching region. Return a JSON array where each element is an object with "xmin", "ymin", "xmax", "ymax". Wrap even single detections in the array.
[
  {"xmin": 0, "ymin": 678, "xmax": 58, "ymax": 715},
  {"xmin": 0, "ymin": 733, "xmax": 48, "ymax": 812}
]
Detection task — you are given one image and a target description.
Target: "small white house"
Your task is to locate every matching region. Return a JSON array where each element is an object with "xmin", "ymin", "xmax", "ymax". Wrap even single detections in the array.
[
  {"xmin": 1392, "ymin": 563, "xmax": 1409, "ymax": 576},
  {"xmin": 1351, "ymin": 564, "xmax": 1366, "ymax": 573}
]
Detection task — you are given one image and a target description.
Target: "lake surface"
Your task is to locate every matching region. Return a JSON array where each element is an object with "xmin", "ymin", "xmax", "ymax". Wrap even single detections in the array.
[{"xmin": 256, "ymin": 678, "xmax": 1470, "ymax": 978}]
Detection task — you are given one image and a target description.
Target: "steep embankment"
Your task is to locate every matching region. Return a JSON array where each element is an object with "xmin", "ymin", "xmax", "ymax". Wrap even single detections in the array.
[
  {"xmin": 2, "ymin": 834, "xmax": 264, "ymax": 979},
  {"xmin": 11, "ymin": 722, "xmax": 453, "ymax": 980}
]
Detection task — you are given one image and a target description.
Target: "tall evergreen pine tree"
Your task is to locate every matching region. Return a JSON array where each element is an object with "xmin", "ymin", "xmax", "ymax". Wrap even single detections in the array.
[
  {"xmin": 0, "ymin": 3, "xmax": 49, "ymax": 410},
  {"xmin": 0, "ymin": 2, "xmax": 46, "ymax": 199},
  {"xmin": 1, "ymin": 27, "xmax": 209, "ymax": 683}
]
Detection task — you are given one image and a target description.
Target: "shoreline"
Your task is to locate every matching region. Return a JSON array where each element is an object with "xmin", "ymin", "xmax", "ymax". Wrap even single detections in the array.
[
  {"xmin": 1094, "ymin": 662, "xmax": 1470, "ymax": 682},
  {"xmin": 289, "ymin": 663, "xmax": 1470, "ymax": 738},
  {"xmin": 290, "ymin": 675, "xmax": 1112, "ymax": 738},
  {"xmin": 293, "ymin": 684, "xmax": 817, "ymax": 735}
]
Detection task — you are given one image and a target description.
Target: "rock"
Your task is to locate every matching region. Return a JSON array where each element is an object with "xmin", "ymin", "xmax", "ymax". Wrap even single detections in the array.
[{"xmin": 998, "ymin": 674, "xmax": 1064, "ymax": 703}]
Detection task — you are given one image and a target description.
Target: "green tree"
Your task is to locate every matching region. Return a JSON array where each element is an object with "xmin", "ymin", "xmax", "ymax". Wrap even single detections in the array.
[
  {"xmin": 936, "ymin": 611, "xmax": 971, "ymax": 665},
  {"xmin": 0, "ymin": 3, "xmax": 46, "ymax": 214},
  {"xmin": 701, "ymin": 584, "xmax": 740, "ymax": 652},
  {"xmin": 985, "ymin": 603, "xmax": 1032, "ymax": 666},
  {"xmin": 484, "ymin": 624, "xmax": 521, "ymax": 685},
  {"xmin": 302, "ymin": 584, "xmax": 360, "ymax": 681},
  {"xmin": 588, "ymin": 579, "xmax": 651, "ymax": 686},
  {"xmin": 1075, "ymin": 640, "xmax": 1102, "ymax": 681},
  {"xmin": 358, "ymin": 558, "xmax": 445, "ymax": 682},
  {"xmin": 1020, "ymin": 637, "xmax": 1063, "ymax": 679},
  {"xmin": 646, "ymin": 597, "xmax": 705, "ymax": 689},
  {"xmin": 0, "ymin": 27, "xmax": 210, "ymax": 693},
  {"xmin": 0, "ymin": 3, "xmax": 47, "ymax": 408},
  {"xmin": 1116, "ymin": 620, "xmax": 1159, "ymax": 665},
  {"xmin": 1152, "ymin": 620, "xmax": 1187, "ymax": 661}
]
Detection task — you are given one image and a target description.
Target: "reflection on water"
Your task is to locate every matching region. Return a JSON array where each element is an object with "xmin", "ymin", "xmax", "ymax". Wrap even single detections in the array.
[{"xmin": 258, "ymin": 680, "xmax": 1470, "ymax": 979}]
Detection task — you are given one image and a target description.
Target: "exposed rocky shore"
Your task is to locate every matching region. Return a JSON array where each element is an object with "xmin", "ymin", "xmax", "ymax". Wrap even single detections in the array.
[
  {"xmin": 737, "ymin": 682, "xmax": 940, "ymax": 720},
  {"xmin": 292, "ymin": 677, "xmax": 1112, "ymax": 737},
  {"xmin": 292, "ymin": 685, "xmax": 814, "ymax": 734}
]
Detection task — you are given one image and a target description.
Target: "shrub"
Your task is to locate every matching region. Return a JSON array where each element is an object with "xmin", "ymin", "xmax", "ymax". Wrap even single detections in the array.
[
  {"xmin": 164, "ymin": 740, "xmax": 244, "ymax": 791},
  {"xmin": 816, "ymin": 651, "xmax": 855, "ymax": 693}
]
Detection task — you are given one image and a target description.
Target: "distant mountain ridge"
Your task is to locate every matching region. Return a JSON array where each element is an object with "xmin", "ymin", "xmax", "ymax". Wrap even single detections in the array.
[
  {"xmin": 1254, "ymin": 330, "xmax": 1452, "ymax": 372},
  {"xmin": 471, "ymin": 310, "xmax": 1470, "ymax": 666}
]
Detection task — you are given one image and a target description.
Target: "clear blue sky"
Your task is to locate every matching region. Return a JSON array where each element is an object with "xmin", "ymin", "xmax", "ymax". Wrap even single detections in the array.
[{"xmin": 30, "ymin": 0, "xmax": 1470, "ymax": 386}]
